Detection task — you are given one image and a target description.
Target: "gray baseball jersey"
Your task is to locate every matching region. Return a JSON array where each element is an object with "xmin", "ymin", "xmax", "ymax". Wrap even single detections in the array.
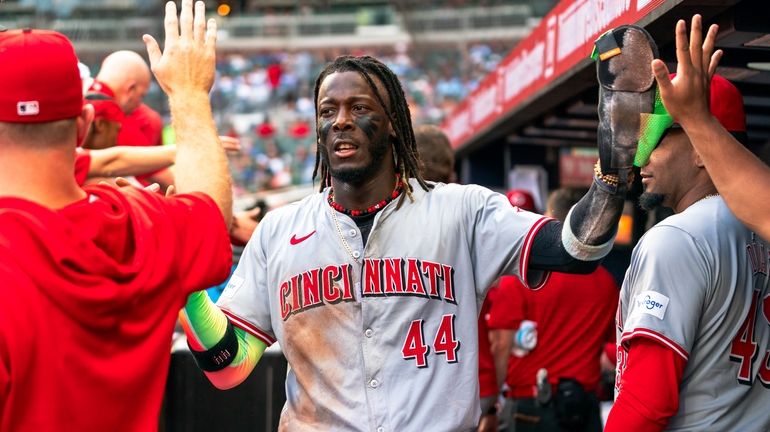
[
  {"xmin": 217, "ymin": 179, "xmax": 550, "ymax": 431},
  {"xmin": 616, "ymin": 196, "xmax": 770, "ymax": 430}
]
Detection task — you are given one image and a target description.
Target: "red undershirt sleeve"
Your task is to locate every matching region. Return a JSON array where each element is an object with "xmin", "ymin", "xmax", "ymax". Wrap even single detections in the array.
[{"xmin": 605, "ymin": 337, "xmax": 687, "ymax": 432}]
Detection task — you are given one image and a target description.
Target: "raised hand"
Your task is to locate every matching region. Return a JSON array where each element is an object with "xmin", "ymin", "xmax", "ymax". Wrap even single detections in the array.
[
  {"xmin": 142, "ymin": 0, "xmax": 217, "ymax": 96},
  {"xmin": 141, "ymin": 0, "xmax": 233, "ymax": 226},
  {"xmin": 651, "ymin": 15, "xmax": 723, "ymax": 128}
]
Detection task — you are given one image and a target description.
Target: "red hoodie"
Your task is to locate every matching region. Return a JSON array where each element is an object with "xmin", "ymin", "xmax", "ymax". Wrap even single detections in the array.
[{"xmin": 0, "ymin": 184, "xmax": 231, "ymax": 431}]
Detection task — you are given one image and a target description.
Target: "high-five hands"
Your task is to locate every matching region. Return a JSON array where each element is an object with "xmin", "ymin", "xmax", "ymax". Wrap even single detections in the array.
[
  {"xmin": 651, "ymin": 14, "xmax": 723, "ymax": 129},
  {"xmin": 142, "ymin": 0, "xmax": 217, "ymax": 96}
]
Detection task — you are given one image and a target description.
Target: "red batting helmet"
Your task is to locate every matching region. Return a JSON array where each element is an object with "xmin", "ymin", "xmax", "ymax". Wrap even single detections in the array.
[{"xmin": 506, "ymin": 189, "xmax": 536, "ymax": 212}]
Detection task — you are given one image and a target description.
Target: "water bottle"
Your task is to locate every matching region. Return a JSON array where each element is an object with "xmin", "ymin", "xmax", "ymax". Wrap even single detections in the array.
[{"xmin": 511, "ymin": 320, "xmax": 537, "ymax": 357}]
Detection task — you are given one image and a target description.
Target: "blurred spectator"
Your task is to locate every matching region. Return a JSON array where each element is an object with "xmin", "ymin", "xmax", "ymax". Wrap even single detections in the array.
[
  {"xmin": 291, "ymin": 144, "xmax": 316, "ymax": 185},
  {"xmin": 414, "ymin": 124, "xmax": 456, "ymax": 183}
]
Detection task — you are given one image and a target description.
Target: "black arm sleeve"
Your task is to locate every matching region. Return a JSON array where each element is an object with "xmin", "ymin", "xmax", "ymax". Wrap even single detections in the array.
[{"xmin": 528, "ymin": 220, "xmax": 601, "ymax": 274}]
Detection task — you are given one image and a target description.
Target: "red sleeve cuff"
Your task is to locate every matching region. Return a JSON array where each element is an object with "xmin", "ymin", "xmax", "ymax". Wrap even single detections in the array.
[
  {"xmin": 519, "ymin": 216, "xmax": 554, "ymax": 290},
  {"xmin": 221, "ymin": 308, "xmax": 276, "ymax": 346},
  {"xmin": 619, "ymin": 328, "xmax": 689, "ymax": 361}
]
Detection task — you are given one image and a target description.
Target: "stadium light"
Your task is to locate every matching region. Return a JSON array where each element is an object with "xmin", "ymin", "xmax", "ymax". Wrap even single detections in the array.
[{"xmin": 217, "ymin": 3, "xmax": 231, "ymax": 17}]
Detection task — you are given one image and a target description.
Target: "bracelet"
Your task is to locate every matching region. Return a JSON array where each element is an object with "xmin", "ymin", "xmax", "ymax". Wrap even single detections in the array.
[
  {"xmin": 594, "ymin": 160, "xmax": 633, "ymax": 193},
  {"xmin": 594, "ymin": 160, "xmax": 619, "ymax": 185}
]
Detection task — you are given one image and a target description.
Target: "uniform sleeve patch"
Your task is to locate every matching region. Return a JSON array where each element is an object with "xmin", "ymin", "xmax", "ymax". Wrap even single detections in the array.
[
  {"xmin": 221, "ymin": 275, "xmax": 245, "ymax": 299},
  {"xmin": 633, "ymin": 291, "xmax": 669, "ymax": 320}
]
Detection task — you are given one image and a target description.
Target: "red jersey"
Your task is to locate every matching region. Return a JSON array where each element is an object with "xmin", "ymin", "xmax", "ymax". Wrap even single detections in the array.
[
  {"xmin": 117, "ymin": 103, "xmax": 163, "ymax": 147},
  {"xmin": 478, "ymin": 288, "xmax": 498, "ymax": 398},
  {"xmin": 0, "ymin": 185, "xmax": 231, "ymax": 431},
  {"xmin": 487, "ymin": 268, "xmax": 618, "ymax": 396},
  {"xmin": 117, "ymin": 104, "xmax": 165, "ymax": 186}
]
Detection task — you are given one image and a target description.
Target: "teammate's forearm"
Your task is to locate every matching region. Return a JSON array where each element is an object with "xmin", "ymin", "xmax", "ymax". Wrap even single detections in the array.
[
  {"xmin": 682, "ymin": 117, "xmax": 770, "ymax": 239},
  {"xmin": 180, "ymin": 291, "xmax": 265, "ymax": 389},
  {"xmin": 489, "ymin": 330, "xmax": 514, "ymax": 390},
  {"xmin": 88, "ymin": 145, "xmax": 176, "ymax": 178},
  {"xmin": 171, "ymin": 91, "xmax": 233, "ymax": 228},
  {"xmin": 562, "ymin": 181, "xmax": 623, "ymax": 260},
  {"xmin": 528, "ymin": 181, "xmax": 621, "ymax": 272}
]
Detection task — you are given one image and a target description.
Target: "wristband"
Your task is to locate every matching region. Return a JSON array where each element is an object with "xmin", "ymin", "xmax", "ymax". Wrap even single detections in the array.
[{"xmin": 188, "ymin": 318, "xmax": 240, "ymax": 372}]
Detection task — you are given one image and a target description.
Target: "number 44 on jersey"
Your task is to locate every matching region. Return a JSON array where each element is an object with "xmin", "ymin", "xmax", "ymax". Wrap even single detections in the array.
[{"xmin": 402, "ymin": 314, "xmax": 460, "ymax": 368}]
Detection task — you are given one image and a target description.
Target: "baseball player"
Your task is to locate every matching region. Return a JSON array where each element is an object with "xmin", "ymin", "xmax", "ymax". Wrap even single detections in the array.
[
  {"xmin": 0, "ymin": 1, "xmax": 233, "ymax": 430},
  {"xmin": 606, "ymin": 16, "xmax": 770, "ymax": 431},
  {"xmin": 414, "ymin": 124, "xmax": 456, "ymax": 184},
  {"xmin": 181, "ymin": 25, "xmax": 659, "ymax": 431},
  {"xmin": 652, "ymin": 15, "xmax": 770, "ymax": 241},
  {"xmin": 94, "ymin": 50, "xmax": 172, "ymax": 188}
]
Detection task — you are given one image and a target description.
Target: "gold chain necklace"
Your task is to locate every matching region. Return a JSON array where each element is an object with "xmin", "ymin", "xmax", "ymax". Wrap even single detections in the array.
[{"xmin": 330, "ymin": 204, "xmax": 361, "ymax": 263}]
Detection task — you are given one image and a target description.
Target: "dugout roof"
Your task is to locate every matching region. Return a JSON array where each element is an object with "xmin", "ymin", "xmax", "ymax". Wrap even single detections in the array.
[{"xmin": 441, "ymin": 0, "xmax": 770, "ymax": 186}]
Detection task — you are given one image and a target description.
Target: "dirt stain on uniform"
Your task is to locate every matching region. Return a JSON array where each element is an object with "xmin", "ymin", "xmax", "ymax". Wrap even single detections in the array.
[{"xmin": 279, "ymin": 301, "xmax": 364, "ymax": 430}]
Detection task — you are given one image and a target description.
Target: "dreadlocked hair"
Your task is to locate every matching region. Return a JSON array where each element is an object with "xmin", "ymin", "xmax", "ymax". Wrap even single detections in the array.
[{"xmin": 311, "ymin": 55, "xmax": 432, "ymax": 200}]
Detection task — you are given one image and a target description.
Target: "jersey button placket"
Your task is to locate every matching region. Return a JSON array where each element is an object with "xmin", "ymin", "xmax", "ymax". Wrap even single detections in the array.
[
  {"xmin": 377, "ymin": 427, "xmax": 384, "ymax": 432},
  {"xmin": 369, "ymin": 378, "xmax": 380, "ymax": 389},
  {"xmin": 364, "ymin": 328, "xmax": 374, "ymax": 338}
]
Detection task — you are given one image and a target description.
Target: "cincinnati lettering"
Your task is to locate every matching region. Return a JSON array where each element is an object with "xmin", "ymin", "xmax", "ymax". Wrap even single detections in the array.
[
  {"xmin": 280, "ymin": 264, "xmax": 354, "ymax": 320},
  {"xmin": 278, "ymin": 259, "xmax": 456, "ymax": 321},
  {"xmin": 362, "ymin": 258, "xmax": 456, "ymax": 304}
]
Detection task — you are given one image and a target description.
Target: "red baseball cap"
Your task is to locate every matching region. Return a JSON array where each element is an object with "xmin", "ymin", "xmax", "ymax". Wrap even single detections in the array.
[
  {"xmin": 0, "ymin": 29, "xmax": 83, "ymax": 123},
  {"xmin": 87, "ymin": 80, "xmax": 116, "ymax": 99},
  {"xmin": 85, "ymin": 82, "xmax": 124, "ymax": 123},
  {"xmin": 670, "ymin": 73, "xmax": 746, "ymax": 132},
  {"xmin": 506, "ymin": 189, "xmax": 536, "ymax": 212},
  {"xmin": 88, "ymin": 99, "xmax": 125, "ymax": 123}
]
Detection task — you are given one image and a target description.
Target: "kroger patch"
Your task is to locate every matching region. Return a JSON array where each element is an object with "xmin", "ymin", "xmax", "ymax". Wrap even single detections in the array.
[
  {"xmin": 222, "ymin": 275, "xmax": 245, "ymax": 298},
  {"xmin": 634, "ymin": 291, "xmax": 669, "ymax": 320}
]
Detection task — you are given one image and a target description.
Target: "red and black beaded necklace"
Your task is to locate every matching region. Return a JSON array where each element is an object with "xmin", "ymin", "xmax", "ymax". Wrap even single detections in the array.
[{"xmin": 328, "ymin": 176, "xmax": 404, "ymax": 217}]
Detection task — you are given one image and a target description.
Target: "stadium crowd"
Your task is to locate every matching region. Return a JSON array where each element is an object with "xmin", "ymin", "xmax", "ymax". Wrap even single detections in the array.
[{"xmin": 80, "ymin": 41, "xmax": 511, "ymax": 196}]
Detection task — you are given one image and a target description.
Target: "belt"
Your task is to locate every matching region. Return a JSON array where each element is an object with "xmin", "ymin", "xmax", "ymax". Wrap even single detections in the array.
[{"xmin": 504, "ymin": 386, "xmax": 538, "ymax": 399}]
